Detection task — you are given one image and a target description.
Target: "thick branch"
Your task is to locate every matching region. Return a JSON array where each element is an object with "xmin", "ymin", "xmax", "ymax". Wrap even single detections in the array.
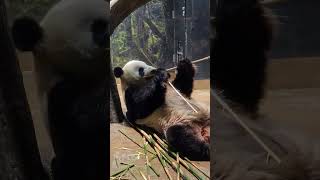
[
  {"xmin": 110, "ymin": 0, "xmax": 152, "ymax": 33},
  {"xmin": 144, "ymin": 18, "xmax": 165, "ymax": 41}
]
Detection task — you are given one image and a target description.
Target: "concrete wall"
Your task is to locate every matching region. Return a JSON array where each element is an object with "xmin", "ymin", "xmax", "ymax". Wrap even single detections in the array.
[
  {"xmin": 267, "ymin": 57, "xmax": 320, "ymax": 89},
  {"xmin": 268, "ymin": 1, "xmax": 320, "ymax": 58}
]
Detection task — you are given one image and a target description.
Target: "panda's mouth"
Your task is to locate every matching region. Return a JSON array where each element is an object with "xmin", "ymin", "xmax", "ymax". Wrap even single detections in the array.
[
  {"xmin": 144, "ymin": 74, "xmax": 154, "ymax": 80},
  {"xmin": 143, "ymin": 69, "xmax": 157, "ymax": 80}
]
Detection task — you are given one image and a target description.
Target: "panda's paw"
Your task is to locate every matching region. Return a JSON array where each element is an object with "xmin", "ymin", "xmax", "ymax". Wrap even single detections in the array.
[
  {"xmin": 177, "ymin": 58, "xmax": 195, "ymax": 78},
  {"xmin": 172, "ymin": 59, "xmax": 195, "ymax": 98},
  {"xmin": 155, "ymin": 68, "xmax": 170, "ymax": 82},
  {"xmin": 179, "ymin": 58, "xmax": 192, "ymax": 65}
]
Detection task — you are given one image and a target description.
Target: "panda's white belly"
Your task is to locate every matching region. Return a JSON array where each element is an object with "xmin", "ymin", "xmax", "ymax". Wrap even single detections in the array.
[
  {"xmin": 133, "ymin": 87, "xmax": 209, "ymax": 134},
  {"xmin": 135, "ymin": 106, "xmax": 167, "ymax": 134}
]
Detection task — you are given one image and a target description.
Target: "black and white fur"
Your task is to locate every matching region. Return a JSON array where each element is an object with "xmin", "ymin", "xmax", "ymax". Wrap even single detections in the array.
[
  {"xmin": 114, "ymin": 59, "xmax": 210, "ymax": 161},
  {"xmin": 11, "ymin": 0, "xmax": 108, "ymax": 179}
]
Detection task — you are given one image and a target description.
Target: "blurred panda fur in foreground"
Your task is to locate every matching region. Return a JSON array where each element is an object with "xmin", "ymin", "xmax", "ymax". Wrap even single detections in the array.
[
  {"xmin": 11, "ymin": 0, "xmax": 108, "ymax": 179},
  {"xmin": 212, "ymin": 0, "xmax": 320, "ymax": 179}
]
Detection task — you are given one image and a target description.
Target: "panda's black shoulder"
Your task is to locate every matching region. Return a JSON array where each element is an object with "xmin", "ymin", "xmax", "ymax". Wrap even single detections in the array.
[{"xmin": 125, "ymin": 69, "xmax": 168, "ymax": 122}]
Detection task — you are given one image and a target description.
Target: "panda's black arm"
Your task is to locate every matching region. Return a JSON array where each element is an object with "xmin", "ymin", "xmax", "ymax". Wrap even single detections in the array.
[
  {"xmin": 125, "ymin": 69, "xmax": 168, "ymax": 122},
  {"xmin": 172, "ymin": 59, "xmax": 195, "ymax": 98}
]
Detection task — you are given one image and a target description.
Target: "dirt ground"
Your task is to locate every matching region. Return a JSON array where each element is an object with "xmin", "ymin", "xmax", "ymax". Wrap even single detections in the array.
[
  {"xmin": 261, "ymin": 88, "xmax": 320, "ymax": 138},
  {"xmin": 262, "ymin": 57, "xmax": 320, "ymax": 138}
]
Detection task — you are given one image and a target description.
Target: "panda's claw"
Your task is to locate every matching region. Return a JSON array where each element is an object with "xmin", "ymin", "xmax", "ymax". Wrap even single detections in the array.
[{"xmin": 172, "ymin": 58, "xmax": 195, "ymax": 98}]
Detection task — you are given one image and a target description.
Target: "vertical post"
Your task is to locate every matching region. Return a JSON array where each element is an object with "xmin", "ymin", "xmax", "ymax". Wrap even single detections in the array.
[{"xmin": 184, "ymin": 0, "xmax": 187, "ymax": 59}]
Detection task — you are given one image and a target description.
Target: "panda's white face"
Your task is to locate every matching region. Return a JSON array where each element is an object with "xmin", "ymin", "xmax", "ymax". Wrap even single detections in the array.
[{"xmin": 122, "ymin": 60, "xmax": 157, "ymax": 86}]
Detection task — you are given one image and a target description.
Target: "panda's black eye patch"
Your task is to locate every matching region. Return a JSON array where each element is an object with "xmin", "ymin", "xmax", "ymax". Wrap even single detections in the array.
[{"xmin": 138, "ymin": 67, "xmax": 144, "ymax": 77}]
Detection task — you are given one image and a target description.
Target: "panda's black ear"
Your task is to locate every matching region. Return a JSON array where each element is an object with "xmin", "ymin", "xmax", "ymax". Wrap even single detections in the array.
[
  {"xmin": 113, "ymin": 67, "xmax": 123, "ymax": 78},
  {"xmin": 11, "ymin": 16, "xmax": 43, "ymax": 51}
]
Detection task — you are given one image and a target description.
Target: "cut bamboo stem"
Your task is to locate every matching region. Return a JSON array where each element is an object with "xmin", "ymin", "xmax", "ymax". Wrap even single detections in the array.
[
  {"xmin": 111, "ymin": 164, "xmax": 135, "ymax": 178},
  {"xmin": 177, "ymin": 153, "xmax": 180, "ymax": 180},
  {"xmin": 143, "ymin": 137, "xmax": 151, "ymax": 180},
  {"xmin": 168, "ymin": 82, "xmax": 198, "ymax": 113},
  {"xmin": 139, "ymin": 129, "xmax": 204, "ymax": 180},
  {"xmin": 154, "ymin": 147, "xmax": 173, "ymax": 180},
  {"xmin": 166, "ymin": 56, "xmax": 210, "ymax": 71},
  {"xmin": 153, "ymin": 133, "xmax": 210, "ymax": 179},
  {"xmin": 118, "ymin": 130, "xmax": 156, "ymax": 155}
]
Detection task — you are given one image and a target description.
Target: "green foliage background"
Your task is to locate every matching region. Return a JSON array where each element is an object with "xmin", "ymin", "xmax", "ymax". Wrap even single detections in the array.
[{"xmin": 111, "ymin": 0, "xmax": 166, "ymax": 68}]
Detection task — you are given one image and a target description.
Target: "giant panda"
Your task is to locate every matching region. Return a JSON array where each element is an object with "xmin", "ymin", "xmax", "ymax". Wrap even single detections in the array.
[
  {"xmin": 11, "ymin": 0, "xmax": 108, "ymax": 179},
  {"xmin": 114, "ymin": 59, "xmax": 210, "ymax": 161}
]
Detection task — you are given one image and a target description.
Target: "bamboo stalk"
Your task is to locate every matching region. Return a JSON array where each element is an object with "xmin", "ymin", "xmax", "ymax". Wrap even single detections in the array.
[
  {"xmin": 119, "ymin": 129, "xmax": 172, "ymax": 179},
  {"xmin": 148, "ymin": 163, "xmax": 160, "ymax": 177},
  {"xmin": 115, "ymin": 157, "xmax": 119, "ymax": 168},
  {"xmin": 168, "ymin": 82, "xmax": 198, "ymax": 113},
  {"xmin": 139, "ymin": 129, "xmax": 204, "ymax": 180},
  {"xmin": 153, "ymin": 133, "xmax": 210, "ymax": 179},
  {"xmin": 155, "ymin": 146, "xmax": 173, "ymax": 180},
  {"xmin": 166, "ymin": 56, "xmax": 210, "ymax": 71},
  {"xmin": 149, "ymin": 154, "xmax": 157, "ymax": 162},
  {"xmin": 143, "ymin": 137, "xmax": 150, "ymax": 180},
  {"xmin": 128, "ymin": 169, "xmax": 138, "ymax": 180},
  {"xmin": 139, "ymin": 130, "xmax": 189, "ymax": 179},
  {"xmin": 118, "ymin": 124, "xmax": 209, "ymax": 179},
  {"xmin": 184, "ymin": 158, "xmax": 210, "ymax": 179},
  {"xmin": 118, "ymin": 130, "xmax": 156, "ymax": 155},
  {"xmin": 111, "ymin": 164, "xmax": 135, "ymax": 178},
  {"xmin": 160, "ymin": 152, "xmax": 189, "ymax": 180},
  {"xmin": 177, "ymin": 153, "xmax": 180, "ymax": 180},
  {"xmin": 139, "ymin": 171, "xmax": 148, "ymax": 180}
]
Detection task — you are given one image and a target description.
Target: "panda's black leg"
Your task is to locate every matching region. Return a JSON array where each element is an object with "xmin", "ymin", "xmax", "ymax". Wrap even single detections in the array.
[
  {"xmin": 165, "ymin": 124, "xmax": 209, "ymax": 161},
  {"xmin": 172, "ymin": 59, "xmax": 195, "ymax": 98}
]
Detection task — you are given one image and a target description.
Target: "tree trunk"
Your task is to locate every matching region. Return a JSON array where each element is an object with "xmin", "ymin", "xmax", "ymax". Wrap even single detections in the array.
[
  {"xmin": 110, "ymin": 0, "xmax": 152, "ymax": 34},
  {"xmin": 144, "ymin": 17, "xmax": 165, "ymax": 40},
  {"xmin": 159, "ymin": 0, "xmax": 174, "ymax": 68},
  {"xmin": 136, "ymin": 6, "xmax": 147, "ymax": 49},
  {"xmin": 124, "ymin": 15, "xmax": 151, "ymax": 63},
  {"xmin": 109, "ymin": 1, "xmax": 125, "ymax": 123},
  {"xmin": 110, "ymin": 64, "xmax": 125, "ymax": 123},
  {"xmin": 0, "ymin": 0, "xmax": 49, "ymax": 179}
]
